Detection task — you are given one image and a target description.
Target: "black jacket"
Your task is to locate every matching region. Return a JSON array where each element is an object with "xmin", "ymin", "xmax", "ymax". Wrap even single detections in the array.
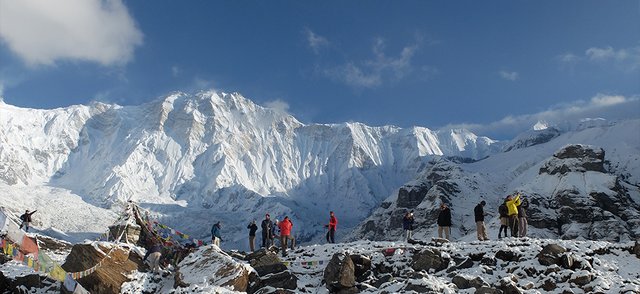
[
  {"xmin": 248, "ymin": 223, "xmax": 258, "ymax": 236},
  {"xmin": 20, "ymin": 211, "xmax": 37, "ymax": 222},
  {"xmin": 437, "ymin": 208, "xmax": 452, "ymax": 227},
  {"xmin": 474, "ymin": 204, "xmax": 485, "ymax": 222}
]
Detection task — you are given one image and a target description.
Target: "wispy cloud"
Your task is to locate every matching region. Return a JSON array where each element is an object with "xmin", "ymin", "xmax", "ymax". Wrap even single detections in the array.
[
  {"xmin": 321, "ymin": 38, "xmax": 420, "ymax": 89},
  {"xmin": 442, "ymin": 93, "xmax": 640, "ymax": 138},
  {"xmin": 559, "ymin": 45, "xmax": 640, "ymax": 72},
  {"xmin": 304, "ymin": 28, "xmax": 329, "ymax": 54},
  {"xmin": 499, "ymin": 70, "xmax": 519, "ymax": 81},
  {"xmin": 0, "ymin": 0, "xmax": 143, "ymax": 67},
  {"xmin": 264, "ymin": 99, "xmax": 290, "ymax": 115},
  {"xmin": 171, "ymin": 66, "xmax": 181, "ymax": 77}
]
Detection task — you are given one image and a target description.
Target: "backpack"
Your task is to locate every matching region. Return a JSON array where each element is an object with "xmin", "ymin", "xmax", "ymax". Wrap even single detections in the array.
[
  {"xmin": 20, "ymin": 214, "xmax": 27, "ymax": 221},
  {"xmin": 498, "ymin": 204, "xmax": 508, "ymax": 217}
]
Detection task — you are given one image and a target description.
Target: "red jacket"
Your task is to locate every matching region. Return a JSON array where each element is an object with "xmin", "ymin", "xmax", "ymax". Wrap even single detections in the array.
[
  {"xmin": 329, "ymin": 216, "xmax": 337, "ymax": 230},
  {"xmin": 279, "ymin": 219, "xmax": 293, "ymax": 236}
]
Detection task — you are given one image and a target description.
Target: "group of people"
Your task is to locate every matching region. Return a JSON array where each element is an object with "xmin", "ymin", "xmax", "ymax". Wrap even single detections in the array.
[
  {"xmin": 498, "ymin": 193, "xmax": 528, "ymax": 238},
  {"xmin": 210, "ymin": 211, "xmax": 338, "ymax": 257},
  {"xmin": 403, "ymin": 193, "xmax": 529, "ymax": 242}
]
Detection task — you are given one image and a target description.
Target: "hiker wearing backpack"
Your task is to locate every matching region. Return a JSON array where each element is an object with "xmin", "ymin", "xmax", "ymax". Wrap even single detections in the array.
[
  {"xmin": 498, "ymin": 199, "xmax": 509, "ymax": 239},
  {"xmin": 19, "ymin": 210, "xmax": 37, "ymax": 232}
]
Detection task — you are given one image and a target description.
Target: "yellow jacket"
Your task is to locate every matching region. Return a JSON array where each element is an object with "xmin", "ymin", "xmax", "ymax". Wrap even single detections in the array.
[{"xmin": 506, "ymin": 194, "xmax": 521, "ymax": 216}]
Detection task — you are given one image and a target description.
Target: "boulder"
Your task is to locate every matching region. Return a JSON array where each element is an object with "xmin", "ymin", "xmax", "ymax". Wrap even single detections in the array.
[
  {"xmin": 256, "ymin": 270, "xmax": 298, "ymax": 290},
  {"xmin": 411, "ymin": 248, "xmax": 449, "ymax": 272},
  {"xmin": 495, "ymin": 250, "xmax": 520, "ymax": 262},
  {"xmin": 538, "ymin": 244, "xmax": 566, "ymax": 266},
  {"xmin": 452, "ymin": 275, "xmax": 485, "ymax": 289},
  {"xmin": 324, "ymin": 252, "xmax": 356, "ymax": 293},
  {"xmin": 633, "ymin": 240, "xmax": 640, "ymax": 258},
  {"xmin": 178, "ymin": 245, "xmax": 252, "ymax": 292},
  {"xmin": 62, "ymin": 243, "xmax": 143, "ymax": 294},
  {"xmin": 247, "ymin": 249, "xmax": 287, "ymax": 276},
  {"xmin": 568, "ymin": 272, "xmax": 592, "ymax": 286},
  {"xmin": 560, "ymin": 253, "xmax": 574, "ymax": 269},
  {"xmin": 541, "ymin": 278, "xmax": 556, "ymax": 291},
  {"xmin": 349, "ymin": 254, "xmax": 371, "ymax": 279}
]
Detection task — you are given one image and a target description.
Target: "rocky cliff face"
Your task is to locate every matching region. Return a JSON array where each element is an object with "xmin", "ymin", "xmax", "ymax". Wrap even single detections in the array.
[
  {"xmin": 351, "ymin": 141, "xmax": 640, "ymax": 243},
  {"xmin": 523, "ymin": 144, "xmax": 640, "ymax": 241}
]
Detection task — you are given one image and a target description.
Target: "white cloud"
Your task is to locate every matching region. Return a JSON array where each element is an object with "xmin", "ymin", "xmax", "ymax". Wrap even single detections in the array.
[
  {"xmin": 0, "ymin": 0, "xmax": 143, "ymax": 67},
  {"xmin": 304, "ymin": 28, "xmax": 329, "ymax": 54},
  {"xmin": 264, "ymin": 99, "xmax": 290, "ymax": 115},
  {"xmin": 322, "ymin": 38, "xmax": 419, "ymax": 89},
  {"xmin": 443, "ymin": 93, "xmax": 640, "ymax": 139},
  {"xmin": 499, "ymin": 70, "xmax": 519, "ymax": 81},
  {"xmin": 559, "ymin": 45, "xmax": 640, "ymax": 72},
  {"xmin": 171, "ymin": 66, "xmax": 181, "ymax": 77}
]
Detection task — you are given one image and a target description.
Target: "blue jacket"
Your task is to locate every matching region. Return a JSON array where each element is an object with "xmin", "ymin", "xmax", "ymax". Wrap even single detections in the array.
[{"xmin": 211, "ymin": 224, "xmax": 221, "ymax": 239}]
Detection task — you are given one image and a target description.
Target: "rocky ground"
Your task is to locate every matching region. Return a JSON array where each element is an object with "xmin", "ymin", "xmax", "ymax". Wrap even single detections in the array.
[{"xmin": 1, "ymin": 236, "xmax": 640, "ymax": 293}]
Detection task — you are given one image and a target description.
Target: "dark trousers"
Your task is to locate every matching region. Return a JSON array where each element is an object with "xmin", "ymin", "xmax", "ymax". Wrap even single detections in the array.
[
  {"xmin": 326, "ymin": 228, "xmax": 335, "ymax": 243},
  {"xmin": 261, "ymin": 231, "xmax": 270, "ymax": 247}
]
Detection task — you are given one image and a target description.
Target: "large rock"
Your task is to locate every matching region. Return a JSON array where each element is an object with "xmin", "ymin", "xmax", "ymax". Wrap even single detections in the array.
[
  {"xmin": 634, "ymin": 240, "xmax": 640, "ymax": 258},
  {"xmin": 62, "ymin": 243, "xmax": 143, "ymax": 294},
  {"xmin": 538, "ymin": 244, "xmax": 566, "ymax": 266},
  {"xmin": 349, "ymin": 254, "xmax": 371, "ymax": 280},
  {"xmin": 451, "ymin": 275, "xmax": 485, "ymax": 289},
  {"xmin": 411, "ymin": 248, "xmax": 449, "ymax": 272},
  {"xmin": 324, "ymin": 252, "xmax": 356, "ymax": 293},
  {"xmin": 247, "ymin": 249, "xmax": 287, "ymax": 276},
  {"xmin": 178, "ymin": 245, "xmax": 252, "ymax": 292}
]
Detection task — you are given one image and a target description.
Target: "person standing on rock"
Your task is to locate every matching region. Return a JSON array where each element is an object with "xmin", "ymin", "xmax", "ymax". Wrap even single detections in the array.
[
  {"xmin": 505, "ymin": 194, "xmax": 521, "ymax": 237},
  {"xmin": 247, "ymin": 220, "xmax": 258, "ymax": 252},
  {"xmin": 211, "ymin": 221, "xmax": 222, "ymax": 247},
  {"xmin": 498, "ymin": 199, "xmax": 508, "ymax": 239},
  {"xmin": 261, "ymin": 214, "xmax": 272, "ymax": 248},
  {"xmin": 437, "ymin": 203, "xmax": 452, "ymax": 240},
  {"xmin": 402, "ymin": 211, "xmax": 415, "ymax": 241},
  {"xmin": 325, "ymin": 211, "xmax": 338, "ymax": 243},
  {"xmin": 19, "ymin": 209, "xmax": 37, "ymax": 232},
  {"xmin": 518, "ymin": 196, "xmax": 529, "ymax": 237},
  {"xmin": 474, "ymin": 201, "xmax": 489, "ymax": 241},
  {"xmin": 278, "ymin": 216, "xmax": 293, "ymax": 257}
]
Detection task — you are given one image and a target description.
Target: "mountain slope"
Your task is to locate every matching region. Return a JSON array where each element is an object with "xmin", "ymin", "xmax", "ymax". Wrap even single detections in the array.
[{"xmin": 0, "ymin": 91, "xmax": 501, "ymax": 247}]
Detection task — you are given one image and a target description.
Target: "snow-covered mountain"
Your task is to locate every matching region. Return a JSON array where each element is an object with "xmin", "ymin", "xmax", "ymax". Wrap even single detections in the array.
[
  {"xmin": 0, "ymin": 91, "xmax": 502, "ymax": 247},
  {"xmin": 351, "ymin": 119, "xmax": 640, "ymax": 243}
]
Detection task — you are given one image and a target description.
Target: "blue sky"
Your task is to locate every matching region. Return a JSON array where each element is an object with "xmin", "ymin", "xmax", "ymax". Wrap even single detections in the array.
[{"xmin": 0, "ymin": 0, "xmax": 638, "ymax": 139}]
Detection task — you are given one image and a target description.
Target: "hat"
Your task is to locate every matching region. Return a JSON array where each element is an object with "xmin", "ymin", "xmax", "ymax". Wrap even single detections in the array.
[{"xmin": 480, "ymin": 201, "xmax": 486, "ymax": 206}]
